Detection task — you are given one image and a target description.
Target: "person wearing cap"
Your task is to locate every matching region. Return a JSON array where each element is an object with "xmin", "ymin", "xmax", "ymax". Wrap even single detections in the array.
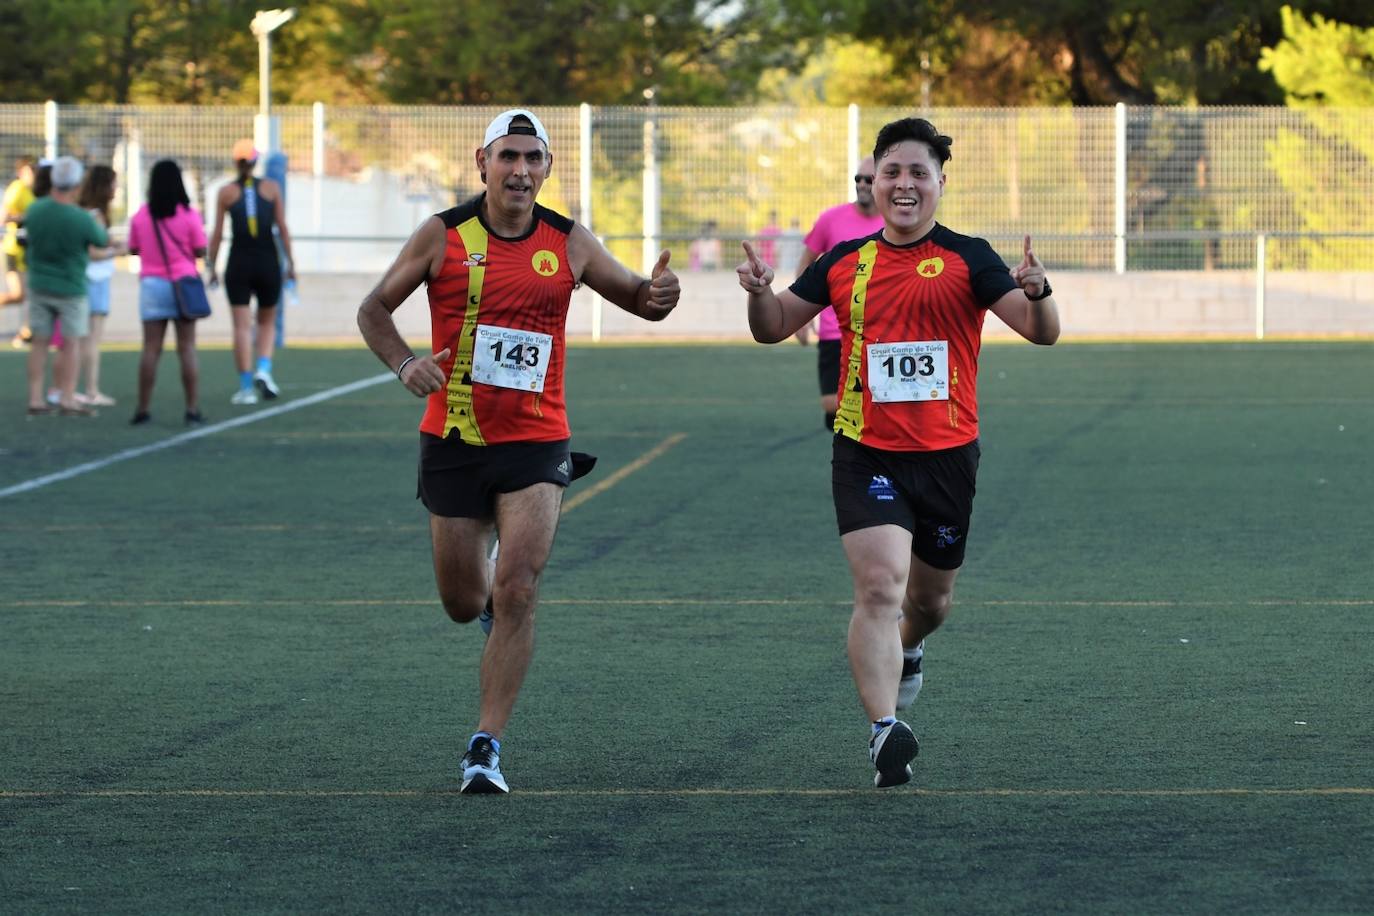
[
  {"xmin": 207, "ymin": 138, "xmax": 296, "ymax": 405},
  {"xmin": 21, "ymin": 155, "xmax": 111, "ymax": 416},
  {"xmin": 358, "ymin": 108, "xmax": 680, "ymax": 795}
]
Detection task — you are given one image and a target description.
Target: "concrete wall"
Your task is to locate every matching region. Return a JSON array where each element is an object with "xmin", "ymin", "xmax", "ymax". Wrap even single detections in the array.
[{"xmin": 52, "ymin": 267, "xmax": 1374, "ymax": 346}]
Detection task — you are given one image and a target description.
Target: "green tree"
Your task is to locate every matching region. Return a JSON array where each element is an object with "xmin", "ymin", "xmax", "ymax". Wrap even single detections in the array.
[
  {"xmin": 1259, "ymin": 5, "xmax": 1374, "ymax": 105},
  {"xmin": 841, "ymin": 0, "xmax": 1374, "ymax": 105},
  {"xmin": 0, "ymin": 0, "xmax": 109, "ymax": 102},
  {"xmin": 350, "ymin": 0, "xmax": 839, "ymax": 105},
  {"xmin": 1259, "ymin": 7, "xmax": 1374, "ymax": 269}
]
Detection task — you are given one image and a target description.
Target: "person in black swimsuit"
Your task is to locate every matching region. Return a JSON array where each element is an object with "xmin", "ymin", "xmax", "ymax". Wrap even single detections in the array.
[{"xmin": 208, "ymin": 139, "xmax": 296, "ymax": 404}]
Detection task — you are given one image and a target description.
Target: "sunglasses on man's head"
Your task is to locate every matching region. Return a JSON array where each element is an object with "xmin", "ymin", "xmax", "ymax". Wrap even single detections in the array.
[{"xmin": 854, "ymin": 174, "xmax": 874, "ymax": 184}]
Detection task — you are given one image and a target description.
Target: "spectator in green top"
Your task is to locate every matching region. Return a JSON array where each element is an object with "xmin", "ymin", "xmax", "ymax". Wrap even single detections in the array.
[{"xmin": 23, "ymin": 156, "xmax": 111, "ymax": 416}]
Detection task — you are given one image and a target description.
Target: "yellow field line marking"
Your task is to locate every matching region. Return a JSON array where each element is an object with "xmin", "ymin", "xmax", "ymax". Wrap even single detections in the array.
[
  {"xmin": 2, "ymin": 787, "xmax": 1371, "ymax": 800},
  {"xmin": 3, "ymin": 597, "xmax": 1369, "ymax": 609},
  {"xmin": 560, "ymin": 433, "xmax": 688, "ymax": 516}
]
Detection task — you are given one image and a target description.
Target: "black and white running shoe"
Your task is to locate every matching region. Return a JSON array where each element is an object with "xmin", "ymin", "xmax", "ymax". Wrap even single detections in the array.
[
  {"xmin": 869, "ymin": 719, "xmax": 919, "ymax": 788},
  {"xmin": 460, "ymin": 734, "xmax": 509, "ymax": 794}
]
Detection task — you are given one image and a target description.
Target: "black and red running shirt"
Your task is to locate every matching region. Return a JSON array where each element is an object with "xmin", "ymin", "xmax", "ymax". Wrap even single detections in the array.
[
  {"xmin": 421, "ymin": 194, "xmax": 576, "ymax": 444},
  {"xmin": 790, "ymin": 223, "xmax": 1018, "ymax": 452}
]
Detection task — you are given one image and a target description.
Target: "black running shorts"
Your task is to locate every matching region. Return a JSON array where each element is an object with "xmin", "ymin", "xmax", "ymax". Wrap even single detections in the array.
[
  {"xmin": 831, "ymin": 434, "xmax": 980, "ymax": 570},
  {"xmin": 225, "ymin": 250, "xmax": 282, "ymax": 309},
  {"xmin": 418, "ymin": 435, "xmax": 573, "ymax": 518},
  {"xmin": 817, "ymin": 338, "xmax": 841, "ymax": 396}
]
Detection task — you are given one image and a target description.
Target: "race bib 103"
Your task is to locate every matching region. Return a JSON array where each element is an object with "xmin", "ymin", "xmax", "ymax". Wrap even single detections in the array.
[{"xmin": 866, "ymin": 340, "xmax": 949, "ymax": 402}]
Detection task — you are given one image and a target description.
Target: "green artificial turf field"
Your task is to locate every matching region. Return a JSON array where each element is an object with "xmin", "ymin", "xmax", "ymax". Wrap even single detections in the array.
[{"xmin": 3, "ymin": 342, "xmax": 1372, "ymax": 913}]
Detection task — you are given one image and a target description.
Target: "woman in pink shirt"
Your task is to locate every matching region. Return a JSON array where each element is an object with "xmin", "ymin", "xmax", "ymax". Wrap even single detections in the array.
[{"xmin": 125, "ymin": 159, "xmax": 208, "ymax": 426}]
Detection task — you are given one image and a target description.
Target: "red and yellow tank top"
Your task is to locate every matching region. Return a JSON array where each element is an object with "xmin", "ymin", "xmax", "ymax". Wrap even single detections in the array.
[{"xmin": 420, "ymin": 195, "xmax": 576, "ymax": 444}]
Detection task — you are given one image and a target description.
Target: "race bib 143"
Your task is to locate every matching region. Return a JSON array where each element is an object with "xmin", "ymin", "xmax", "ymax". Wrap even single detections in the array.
[{"xmin": 471, "ymin": 325, "xmax": 554, "ymax": 393}]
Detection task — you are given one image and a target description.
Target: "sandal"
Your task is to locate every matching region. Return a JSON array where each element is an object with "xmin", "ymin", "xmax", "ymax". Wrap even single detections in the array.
[
  {"xmin": 59, "ymin": 404, "xmax": 97, "ymax": 417},
  {"xmin": 26, "ymin": 405, "xmax": 53, "ymax": 416},
  {"xmin": 87, "ymin": 392, "xmax": 117, "ymax": 407}
]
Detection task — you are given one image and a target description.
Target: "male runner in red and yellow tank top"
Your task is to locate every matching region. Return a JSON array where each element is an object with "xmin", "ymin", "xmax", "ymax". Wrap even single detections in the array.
[
  {"xmin": 358, "ymin": 110, "xmax": 680, "ymax": 794},
  {"xmin": 738, "ymin": 117, "xmax": 1061, "ymax": 789}
]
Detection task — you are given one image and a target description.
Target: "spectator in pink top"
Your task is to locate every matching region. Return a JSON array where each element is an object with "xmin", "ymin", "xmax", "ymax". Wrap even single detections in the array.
[
  {"xmin": 756, "ymin": 210, "xmax": 781, "ymax": 266},
  {"xmin": 796, "ymin": 156, "xmax": 884, "ymax": 430},
  {"xmin": 125, "ymin": 159, "xmax": 208, "ymax": 426}
]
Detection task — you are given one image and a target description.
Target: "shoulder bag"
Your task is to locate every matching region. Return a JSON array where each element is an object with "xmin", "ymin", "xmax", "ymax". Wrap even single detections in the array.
[{"xmin": 150, "ymin": 212, "xmax": 211, "ymax": 320}]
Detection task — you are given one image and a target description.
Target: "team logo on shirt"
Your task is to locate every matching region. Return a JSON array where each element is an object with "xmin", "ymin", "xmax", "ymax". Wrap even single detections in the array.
[
  {"xmin": 532, "ymin": 250, "xmax": 560, "ymax": 276},
  {"xmin": 463, "ymin": 252, "xmax": 486, "ymax": 268},
  {"xmin": 916, "ymin": 256, "xmax": 944, "ymax": 278}
]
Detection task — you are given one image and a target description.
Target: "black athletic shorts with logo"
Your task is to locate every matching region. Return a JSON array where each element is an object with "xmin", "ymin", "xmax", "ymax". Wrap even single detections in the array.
[
  {"xmin": 817, "ymin": 338, "xmax": 841, "ymax": 396},
  {"xmin": 831, "ymin": 434, "xmax": 980, "ymax": 570},
  {"xmin": 418, "ymin": 435, "xmax": 574, "ymax": 518}
]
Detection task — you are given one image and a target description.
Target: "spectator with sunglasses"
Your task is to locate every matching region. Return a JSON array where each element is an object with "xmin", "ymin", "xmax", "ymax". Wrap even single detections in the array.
[{"xmin": 794, "ymin": 157, "xmax": 884, "ymax": 429}]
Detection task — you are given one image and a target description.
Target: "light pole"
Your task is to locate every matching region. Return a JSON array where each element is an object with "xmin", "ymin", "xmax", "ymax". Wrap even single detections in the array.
[{"xmin": 251, "ymin": 8, "xmax": 296, "ymax": 157}]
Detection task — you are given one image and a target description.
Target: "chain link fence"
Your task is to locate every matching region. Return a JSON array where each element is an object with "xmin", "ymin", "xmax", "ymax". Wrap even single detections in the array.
[
  {"xmin": 3, "ymin": 102, "xmax": 1371, "ymax": 273},
  {"xmin": 2, "ymin": 102, "xmax": 1372, "ymax": 340}
]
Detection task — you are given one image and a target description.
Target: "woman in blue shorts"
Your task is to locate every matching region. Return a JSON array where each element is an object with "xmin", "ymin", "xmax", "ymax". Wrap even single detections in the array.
[{"xmin": 125, "ymin": 159, "xmax": 209, "ymax": 426}]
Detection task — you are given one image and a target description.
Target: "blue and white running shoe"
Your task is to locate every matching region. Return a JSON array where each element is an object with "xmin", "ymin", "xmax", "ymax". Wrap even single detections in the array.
[{"xmin": 460, "ymin": 733, "xmax": 508, "ymax": 794}]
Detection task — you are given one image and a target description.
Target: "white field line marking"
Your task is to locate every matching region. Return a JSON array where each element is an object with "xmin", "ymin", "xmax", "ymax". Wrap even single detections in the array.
[
  {"xmin": 0, "ymin": 373, "xmax": 394, "ymax": 500},
  {"xmin": 1, "ymin": 787, "xmax": 1372, "ymax": 799},
  {"xmin": 3, "ymin": 597, "xmax": 1370, "ymax": 609},
  {"xmin": 560, "ymin": 432, "xmax": 687, "ymax": 516}
]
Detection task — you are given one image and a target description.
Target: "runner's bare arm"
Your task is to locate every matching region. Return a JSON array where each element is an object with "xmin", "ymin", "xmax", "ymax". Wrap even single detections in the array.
[
  {"xmin": 569, "ymin": 223, "xmax": 679, "ymax": 321},
  {"xmin": 206, "ymin": 186, "xmax": 231, "ymax": 283},
  {"xmin": 264, "ymin": 179, "xmax": 297, "ymax": 282},
  {"xmin": 792, "ymin": 246, "xmax": 821, "ymax": 344},
  {"xmin": 357, "ymin": 216, "xmax": 451, "ymax": 395}
]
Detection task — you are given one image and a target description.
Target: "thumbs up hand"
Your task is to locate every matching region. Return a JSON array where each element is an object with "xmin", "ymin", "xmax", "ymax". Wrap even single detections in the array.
[
  {"xmin": 399, "ymin": 347, "xmax": 451, "ymax": 397},
  {"xmin": 640, "ymin": 250, "xmax": 679, "ymax": 320}
]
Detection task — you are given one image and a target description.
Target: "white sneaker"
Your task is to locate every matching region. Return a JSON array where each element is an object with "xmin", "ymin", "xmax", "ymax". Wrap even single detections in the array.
[
  {"xmin": 869, "ymin": 719, "xmax": 918, "ymax": 788},
  {"xmin": 459, "ymin": 734, "xmax": 509, "ymax": 794},
  {"xmin": 254, "ymin": 370, "xmax": 280, "ymax": 400},
  {"xmin": 896, "ymin": 641, "xmax": 924, "ymax": 710},
  {"xmin": 231, "ymin": 387, "xmax": 258, "ymax": 405}
]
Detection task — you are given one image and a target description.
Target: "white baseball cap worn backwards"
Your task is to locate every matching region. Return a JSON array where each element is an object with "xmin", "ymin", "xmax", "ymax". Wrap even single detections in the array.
[{"xmin": 483, "ymin": 109, "xmax": 550, "ymax": 149}]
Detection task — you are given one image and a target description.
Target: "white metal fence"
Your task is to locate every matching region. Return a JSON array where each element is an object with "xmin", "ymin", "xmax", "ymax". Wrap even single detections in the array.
[
  {"xmin": 5, "ymin": 102, "xmax": 1372, "ymax": 271},
  {"xmin": 3, "ymin": 102, "xmax": 1372, "ymax": 339}
]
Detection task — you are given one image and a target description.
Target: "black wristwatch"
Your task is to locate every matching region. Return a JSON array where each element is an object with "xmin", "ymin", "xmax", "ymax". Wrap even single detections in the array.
[{"xmin": 1027, "ymin": 279, "xmax": 1053, "ymax": 301}]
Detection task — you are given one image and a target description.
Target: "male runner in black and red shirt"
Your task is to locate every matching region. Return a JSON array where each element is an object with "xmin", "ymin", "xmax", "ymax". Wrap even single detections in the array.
[
  {"xmin": 738, "ymin": 117, "xmax": 1061, "ymax": 788},
  {"xmin": 358, "ymin": 110, "xmax": 680, "ymax": 794}
]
